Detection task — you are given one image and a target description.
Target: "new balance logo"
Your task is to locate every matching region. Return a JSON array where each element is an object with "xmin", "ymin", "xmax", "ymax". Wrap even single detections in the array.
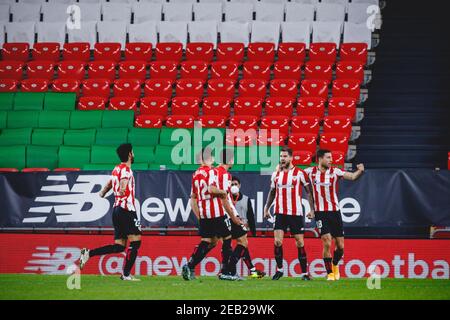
[{"xmin": 24, "ymin": 246, "xmax": 80, "ymax": 275}]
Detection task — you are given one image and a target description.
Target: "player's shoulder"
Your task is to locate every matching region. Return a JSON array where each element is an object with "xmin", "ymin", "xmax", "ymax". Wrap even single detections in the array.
[{"xmin": 303, "ymin": 166, "xmax": 313, "ymax": 174}]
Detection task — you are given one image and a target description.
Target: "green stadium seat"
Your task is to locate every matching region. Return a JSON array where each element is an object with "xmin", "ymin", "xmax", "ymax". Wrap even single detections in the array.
[
  {"xmin": 90, "ymin": 145, "xmax": 117, "ymax": 164},
  {"xmin": 0, "ymin": 128, "xmax": 32, "ymax": 145},
  {"xmin": 95, "ymin": 128, "xmax": 129, "ymax": 146},
  {"xmin": 26, "ymin": 145, "xmax": 59, "ymax": 169},
  {"xmin": 58, "ymin": 146, "xmax": 91, "ymax": 169},
  {"xmin": 0, "ymin": 111, "xmax": 7, "ymax": 129},
  {"xmin": 63, "ymin": 129, "xmax": 96, "ymax": 147},
  {"xmin": 7, "ymin": 111, "xmax": 39, "ymax": 128},
  {"xmin": 102, "ymin": 110, "xmax": 134, "ymax": 128},
  {"xmin": 133, "ymin": 146, "xmax": 155, "ymax": 164},
  {"xmin": 202, "ymin": 128, "xmax": 226, "ymax": 146},
  {"xmin": 0, "ymin": 145, "xmax": 26, "ymax": 169},
  {"xmin": 148, "ymin": 164, "xmax": 180, "ymax": 170},
  {"xmin": 82, "ymin": 163, "xmax": 116, "ymax": 171},
  {"xmin": 127, "ymin": 128, "xmax": 160, "ymax": 146},
  {"xmin": 38, "ymin": 111, "xmax": 71, "ymax": 129},
  {"xmin": 0, "ymin": 93, "xmax": 15, "ymax": 111},
  {"xmin": 154, "ymin": 145, "xmax": 176, "ymax": 165},
  {"xmin": 43, "ymin": 93, "xmax": 76, "ymax": 111},
  {"xmin": 159, "ymin": 127, "xmax": 193, "ymax": 146},
  {"xmin": 229, "ymin": 164, "xmax": 245, "ymax": 171},
  {"xmin": 233, "ymin": 146, "xmax": 259, "ymax": 165},
  {"xmin": 32, "ymin": 129, "xmax": 64, "ymax": 146},
  {"xmin": 14, "ymin": 92, "xmax": 45, "ymax": 111},
  {"xmin": 70, "ymin": 110, "xmax": 103, "ymax": 129}
]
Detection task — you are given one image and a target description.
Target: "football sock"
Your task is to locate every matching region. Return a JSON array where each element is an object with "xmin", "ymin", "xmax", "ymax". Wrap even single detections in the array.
[
  {"xmin": 333, "ymin": 248, "xmax": 344, "ymax": 266},
  {"xmin": 221, "ymin": 238, "xmax": 232, "ymax": 274},
  {"xmin": 324, "ymin": 257, "xmax": 333, "ymax": 274},
  {"xmin": 298, "ymin": 246, "xmax": 308, "ymax": 274},
  {"xmin": 123, "ymin": 241, "xmax": 141, "ymax": 277},
  {"xmin": 89, "ymin": 244, "xmax": 125, "ymax": 257},
  {"xmin": 188, "ymin": 241, "xmax": 210, "ymax": 269},
  {"xmin": 274, "ymin": 245, "xmax": 283, "ymax": 269},
  {"xmin": 243, "ymin": 247, "xmax": 255, "ymax": 270},
  {"xmin": 228, "ymin": 244, "xmax": 246, "ymax": 275}
]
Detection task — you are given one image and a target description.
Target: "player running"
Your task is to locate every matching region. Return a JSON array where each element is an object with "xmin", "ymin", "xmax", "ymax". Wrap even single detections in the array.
[
  {"xmin": 304, "ymin": 149, "xmax": 364, "ymax": 281},
  {"xmin": 79, "ymin": 143, "xmax": 142, "ymax": 281},
  {"xmin": 264, "ymin": 146, "xmax": 315, "ymax": 281}
]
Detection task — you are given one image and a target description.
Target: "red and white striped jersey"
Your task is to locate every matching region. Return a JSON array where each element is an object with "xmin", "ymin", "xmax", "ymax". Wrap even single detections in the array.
[
  {"xmin": 214, "ymin": 166, "xmax": 239, "ymax": 217},
  {"xmin": 303, "ymin": 166, "xmax": 346, "ymax": 212},
  {"xmin": 191, "ymin": 165, "xmax": 226, "ymax": 219},
  {"xmin": 111, "ymin": 163, "xmax": 136, "ymax": 212},
  {"xmin": 270, "ymin": 166, "xmax": 310, "ymax": 216}
]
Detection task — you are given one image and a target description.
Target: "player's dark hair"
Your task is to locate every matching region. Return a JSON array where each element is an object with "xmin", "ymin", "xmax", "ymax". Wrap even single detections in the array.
[
  {"xmin": 231, "ymin": 176, "xmax": 240, "ymax": 184},
  {"xmin": 317, "ymin": 149, "xmax": 332, "ymax": 160},
  {"xmin": 196, "ymin": 147, "xmax": 213, "ymax": 164},
  {"xmin": 280, "ymin": 146, "xmax": 293, "ymax": 157},
  {"xmin": 221, "ymin": 148, "xmax": 234, "ymax": 164},
  {"xmin": 117, "ymin": 143, "xmax": 132, "ymax": 162}
]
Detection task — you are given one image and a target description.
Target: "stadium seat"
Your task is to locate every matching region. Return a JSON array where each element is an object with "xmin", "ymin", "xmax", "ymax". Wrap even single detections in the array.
[
  {"xmin": 228, "ymin": 115, "xmax": 259, "ymax": 130},
  {"xmin": 238, "ymin": 79, "xmax": 267, "ymax": 99},
  {"xmin": 319, "ymin": 132, "xmax": 349, "ymax": 154},
  {"xmin": 149, "ymin": 61, "xmax": 178, "ymax": 81},
  {"xmin": 247, "ymin": 43, "xmax": 276, "ymax": 62},
  {"xmin": 224, "ymin": 2, "xmax": 253, "ymax": 23},
  {"xmin": 296, "ymin": 97, "xmax": 326, "ymax": 118},
  {"xmin": 243, "ymin": 61, "xmax": 272, "ymax": 81},
  {"xmin": 132, "ymin": 2, "xmax": 162, "ymax": 24},
  {"xmin": 13, "ymin": 92, "xmax": 45, "ymax": 111},
  {"xmin": 180, "ymin": 61, "xmax": 209, "ymax": 81},
  {"xmin": 109, "ymin": 97, "xmax": 139, "ymax": 111},
  {"xmin": 185, "ymin": 43, "xmax": 214, "ymax": 62},
  {"xmin": 7, "ymin": 110, "xmax": 40, "ymax": 128},
  {"xmin": 5, "ymin": 22, "xmax": 36, "ymax": 46},
  {"xmin": 57, "ymin": 61, "xmax": 86, "ymax": 81},
  {"xmin": 340, "ymin": 43, "xmax": 368, "ymax": 64},
  {"xmin": 44, "ymin": 92, "xmax": 76, "ymax": 111},
  {"xmin": 36, "ymin": 24, "xmax": 66, "ymax": 47},
  {"xmin": 0, "ymin": 80, "xmax": 19, "ymax": 93},
  {"xmin": 63, "ymin": 129, "xmax": 97, "ymax": 147},
  {"xmin": 285, "ymin": 3, "xmax": 315, "ymax": 23},
  {"xmin": 175, "ymin": 79, "xmax": 205, "ymax": 98},
  {"xmin": 1, "ymin": 43, "xmax": 30, "ymax": 62},
  {"xmin": 251, "ymin": 22, "xmax": 281, "ymax": 49},
  {"xmin": 288, "ymin": 133, "xmax": 317, "ymax": 154},
  {"xmin": 140, "ymin": 97, "xmax": 169, "ymax": 116},
  {"xmin": 234, "ymin": 97, "xmax": 263, "ymax": 117},
  {"xmin": 124, "ymin": 43, "xmax": 153, "ymax": 62},
  {"xmin": 255, "ymin": 2, "xmax": 284, "ymax": 22},
  {"xmin": 343, "ymin": 22, "xmax": 372, "ymax": 50},
  {"xmin": 277, "ymin": 42, "xmax": 306, "ymax": 62},
  {"xmin": 0, "ymin": 61, "xmax": 24, "ymax": 80},
  {"xmin": 207, "ymin": 79, "xmax": 236, "ymax": 99},
  {"xmin": 292, "ymin": 150, "xmax": 313, "ymax": 167},
  {"xmin": 335, "ymin": 61, "xmax": 365, "ymax": 84},
  {"xmin": 101, "ymin": 2, "xmax": 132, "ymax": 23},
  {"xmin": 63, "ymin": 43, "xmax": 90, "ymax": 62},
  {"xmin": 128, "ymin": 127, "xmax": 161, "ymax": 146},
  {"xmin": 165, "ymin": 115, "xmax": 196, "ymax": 128},
  {"xmin": 331, "ymin": 150, "xmax": 345, "ymax": 167},
  {"xmin": 113, "ymin": 79, "xmax": 142, "ymax": 99},
  {"xmin": 226, "ymin": 129, "xmax": 256, "ymax": 147},
  {"xmin": 97, "ymin": 23, "xmax": 127, "ymax": 49},
  {"xmin": 0, "ymin": 128, "xmax": 32, "ymax": 146},
  {"xmin": 94, "ymin": 43, "xmax": 122, "ymax": 63},
  {"xmin": 144, "ymin": 79, "xmax": 173, "ymax": 99},
  {"xmin": 51, "ymin": 79, "xmax": 81, "ymax": 94},
  {"xmin": 0, "ymin": 146, "xmax": 26, "ymax": 170},
  {"xmin": 20, "ymin": 79, "xmax": 50, "ymax": 92},
  {"xmin": 260, "ymin": 115, "xmax": 290, "ymax": 136},
  {"xmin": 134, "ymin": 114, "xmax": 164, "ymax": 128},
  {"xmin": 210, "ymin": 62, "xmax": 240, "ymax": 81},
  {"xmin": 273, "ymin": 61, "xmax": 302, "ymax": 80},
  {"xmin": 88, "ymin": 61, "xmax": 117, "ymax": 82},
  {"xmin": 304, "ymin": 61, "xmax": 333, "ymax": 83},
  {"xmin": 89, "ymin": 145, "xmax": 116, "ymax": 164},
  {"xmin": 26, "ymin": 61, "xmax": 55, "ymax": 80},
  {"xmin": 102, "ymin": 110, "xmax": 134, "ymax": 128},
  {"xmin": 281, "ymin": 22, "xmax": 312, "ymax": 49},
  {"xmin": 95, "ymin": 128, "xmax": 129, "ymax": 146},
  {"xmin": 32, "ymin": 43, "xmax": 60, "ymax": 62},
  {"xmin": 158, "ymin": 22, "xmax": 188, "ymax": 48},
  {"xmin": 75, "ymin": 3, "xmax": 102, "ymax": 23},
  {"xmin": 171, "ymin": 97, "xmax": 201, "ymax": 117},
  {"xmin": 132, "ymin": 145, "xmax": 156, "ymax": 164},
  {"xmin": 316, "ymin": 2, "xmax": 346, "ymax": 22},
  {"xmin": 328, "ymin": 97, "xmax": 357, "ymax": 119},
  {"xmin": 300, "ymin": 79, "xmax": 329, "ymax": 100},
  {"xmin": 188, "ymin": 21, "xmax": 219, "ymax": 49},
  {"xmin": 216, "ymin": 43, "xmax": 245, "ymax": 62},
  {"xmin": 202, "ymin": 97, "xmax": 232, "ymax": 116},
  {"xmin": 58, "ymin": 145, "xmax": 91, "ymax": 169},
  {"xmin": 309, "ymin": 43, "xmax": 337, "ymax": 62},
  {"xmin": 291, "ymin": 116, "xmax": 321, "ymax": 135},
  {"xmin": 197, "ymin": 115, "xmax": 228, "ymax": 129},
  {"xmin": 128, "ymin": 22, "xmax": 158, "ymax": 46},
  {"xmin": 70, "ymin": 110, "xmax": 104, "ymax": 129},
  {"xmin": 323, "ymin": 115, "xmax": 352, "ymax": 137},
  {"xmin": 155, "ymin": 43, "xmax": 183, "ymax": 62},
  {"xmin": 25, "ymin": 145, "xmax": 59, "ymax": 170},
  {"xmin": 163, "ymin": 2, "xmax": 193, "ymax": 22},
  {"xmin": 0, "ymin": 93, "xmax": 15, "ymax": 111},
  {"xmin": 312, "ymin": 21, "xmax": 342, "ymax": 48},
  {"xmin": 256, "ymin": 129, "xmax": 286, "ymax": 146},
  {"xmin": 118, "ymin": 61, "xmax": 147, "ymax": 81},
  {"xmin": 39, "ymin": 110, "xmax": 71, "ymax": 129},
  {"xmin": 30, "ymin": 129, "xmax": 63, "ymax": 148},
  {"xmin": 264, "ymin": 97, "xmax": 294, "ymax": 117},
  {"xmin": 332, "ymin": 79, "xmax": 361, "ymax": 101},
  {"xmin": 269, "ymin": 79, "xmax": 299, "ymax": 99},
  {"xmin": 77, "ymin": 97, "xmax": 107, "ymax": 111}
]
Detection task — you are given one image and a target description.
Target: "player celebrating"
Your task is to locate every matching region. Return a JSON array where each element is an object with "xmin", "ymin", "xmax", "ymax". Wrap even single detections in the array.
[
  {"xmin": 304, "ymin": 149, "xmax": 365, "ymax": 281},
  {"xmin": 79, "ymin": 143, "xmax": 142, "ymax": 281},
  {"xmin": 264, "ymin": 146, "xmax": 315, "ymax": 281}
]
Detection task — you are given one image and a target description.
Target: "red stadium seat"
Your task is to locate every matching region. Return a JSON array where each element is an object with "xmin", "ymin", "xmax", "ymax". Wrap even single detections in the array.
[
  {"xmin": 197, "ymin": 115, "xmax": 228, "ymax": 128},
  {"xmin": 180, "ymin": 61, "xmax": 209, "ymax": 81},
  {"xmin": 260, "ymin": 115, "xmax": 290, "ymax": 135},
  {"xmin": 149, "ymin": 61, "xmax": 178, "ymax": 81},
  {"xmin": 52, "ymin": 79, "xmax": 81, "ymax": 94},
  {"xmin": 53, "ymin": 168, "xmax": 80, "ymax": 172},
  {"xmin": 1, "ymin": 43, "xmax": 29, "ymax": 62},
  {"xmin": 26, "ymin": 61, "xmax": 55, "ymax": 80},
  {"xmin": 171, "ymin": 97, "xmax": 201, "ymax": 116},
  {"xmin": 186, "ymin": 43, "xmax": 214, "ymax": 62},
  {"xmin": 0, "ymin": 61, "xmax": 24, "ymax": 80},
  {"xmin": 269, "ymin": 79, "xmax": 298, "ymax": 99},
  {"xmin": 247, "ymin": 43, "xmax": 275, "ymax": 62},
  {"xmin": 300, "ymin": 79, "xmax": 329, "ymax": 100},
  {"xmin": 202, "ymin": 97, "xmax": 232, "ymax": 116},
  {"xmin": 88, "ymin": 61, "xmax": 117, "ymax": 82},
  {"xmin": 256, "ymin": 129, "xmax": 287, "ymax": 146},
  {"xmin": 94, "ymin": 43, "xmax": 121, "ymax": 63},
  {"xmin": 277, "ymin": 43, "xmax": 306, "ymax": 62},
  {"xmin": 125, "ymin": 43, "xmax": 152, "ymax": 62},
  {"xmin": 210, "ymin": 61, "xmax": 240, "ymax": 81},
  {"xmin": 238, "ymin": 79, "xmax": 267, "ymax": 99},
  {"xmin": 264, "ymin": 97, "xmax": 294, "ymax": 117},
  {"xmin": 165, "ymin": 115, "xmax": 195, "ymax": 128},
  {"xmin": 207, "ymin": 78, "xmax": 236, "ymax": 99},
  {"xmin": 226, "ymin": 130, "xmax": 256, "ymax": 146},
  {"xmin": 176, "ymin": 79, "xmax": 205, "ymax": 98},
  {"xmin": 0, "ymin": 168, "xmax": 19, "ymax": 172},
  {"xmin": 228, "ymin": 115, "xmax": 259, "ymax": 130},
  {"xmin": 234, "ymin": 97, "xmax": 263, "ymax": 117},
  {"xmin": 32, "ymin": 43, "xmax": 60, "ymax": 62},
  {"xmin": 319, "ymin": 132, "xmax": 349, "ymax": 154},
  {"xmin": 140, "ymin": 97, "xmax": 169, "ymax": 116},
  {"xmin": 82, "ymin": 79, "xmax": 111, "ymax": 99},
  {"xmin": 144, "ymin": 79, "xmax": 173, "ymax": 99},
  {"xmin": 57, "ymin": 61, "xmax": 86, "ymax": 81},
  {"xmin": 323, "ymin": 116, "xmax": 352, "ymax": 137},
  {"xmin": 291, "ymin": 116, "xmax": 320, "ymax": 135},
  {"xmin": 340, "ymin": 43, "xmax": 368, "ymax": 64},
  {"xmin": 273, "ymin": 61, "xmax": 302, "ymax": 80},
  {"xmin": 113, "ymin": 79, "xmax": 142, "ymax": 98},
  {"xmin": 21, "ymin": 79, "xmax": 49, "ymax": 92},
  {"xmin": 216, "ymin": 43, "xmax": 245, "ymax": 62},
  {"xmin": 63, "ymin": 43, "xmax": 90, "ymax": 62},
  {"xmin": 332, "ymin": 79, "xmax": 361, "ymax": 101},
  {"xmin": 288, "ymin": 133, "xmax": 317, "ymax": 153},
  {"xmin": 109, "ymin": 97, "xmax": 138, "ymax": 111},
  {"xmin": 134, "ymin": 114, "xmax": 164, "ymax": 128},
  {"xmin": 336, "ymin": 61, "xmax": 364, "ymax": 84},
  {"xmin": 155, "ymin": 43, "xmax": 183, "ymax": 62},
  {"xmin": 77, "ymin": 96, "xmax": 107, "ymax": 110},
  {"xmin": 309, "ymin": 43, "xmax": 337, "ymax": 62},
  {"xmin": 304, "ymin": 61, "xmax": 333, "ymax": 83},
  {"xmin": 118, "ymin": 61, "xmax": 147, "ymax": 81},
  {"xmin": 243, "ymin": 61, "xmax": 272, "ymax": 81},
  {"xmin": 292, "ymin": 151, "xmax": 313, "ymax": 166},
  {"xmin": 0, "ymin": 79, "xmax": 19, "ymax": 92},
  {"xmin": 296, "ymin": 97, "xmax": 326, "ymax": 118},
  {"xmin": 328, "ymin": 97, "xmax": 357, "ymax": 119},
  {"xmin": 331, "ymin": 151, "xmax": 345, "ymax": 167},
  {"xmin": 22, "ymin": 168, "xmax": 50, "ymax": 172}
]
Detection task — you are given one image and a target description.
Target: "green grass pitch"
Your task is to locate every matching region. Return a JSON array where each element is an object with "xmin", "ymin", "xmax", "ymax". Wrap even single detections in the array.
[{"xmin": 1, "ymin": 275, "xmax": 449, "ymax": 300}]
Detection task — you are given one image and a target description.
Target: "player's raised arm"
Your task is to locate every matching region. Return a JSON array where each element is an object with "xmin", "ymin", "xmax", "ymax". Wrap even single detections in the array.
[
  {"xmin": 343, "ymin": 164, "xmax": 365, "ymax": 181},
  {"xmin": 99, "ymin": 179, "xmax": 112, "ymax": 198}
]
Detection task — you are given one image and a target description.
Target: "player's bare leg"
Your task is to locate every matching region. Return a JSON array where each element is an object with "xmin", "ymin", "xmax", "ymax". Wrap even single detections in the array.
[
  {"xmin": 183, "ymin": 237, "xmax": 215, "ymax": 281},
  {"xmin": 294, "ymin": 234, "xmax": 311, "ymax": 280},
  {"xmin": 79, "ymin": 238, "xmax": 126, "ymax": 270},
  {"xmin": 332, "ymin": 237, "xmax": 344, "ymax": 280},
  {"xmin": 120, "ymin": 234, "xmax": 141, "ymax": 281},
  {"xmin": 321, "ymin": 234, "xmax": 335, "ymax": 280},
  {"xmin": 272, "ymin": 230, "xmax": 284, "ymax": 280}
]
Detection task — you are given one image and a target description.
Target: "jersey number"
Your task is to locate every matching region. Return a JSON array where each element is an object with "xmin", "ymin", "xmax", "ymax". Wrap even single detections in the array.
[{"xmin": 194, "ymin": 179, "xmax": 210, "ymax": 200}]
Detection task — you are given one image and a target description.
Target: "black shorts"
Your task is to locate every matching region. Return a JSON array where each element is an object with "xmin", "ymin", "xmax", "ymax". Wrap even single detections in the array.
[
  {"xmin": 315, "ymin": 211, "xmax": 344, "ymax": 238},
  {"xmin": 199, "ymin": 216, "xmax": 232, "ymax": 239},
  {"xmin": 274, "ymin": 214, "xmax": 305, "ymax": 235},
  {"xmin": 112, "ymin": 206, "xmax": 142, "ymax": 240},
  {"xmin": 231, "ymin": 218, "xmax": 248, "ymax": 239}
]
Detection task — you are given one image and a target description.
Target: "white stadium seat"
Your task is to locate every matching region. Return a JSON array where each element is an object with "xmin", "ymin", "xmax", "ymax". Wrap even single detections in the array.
[
  {"xmin": 163, "ymin": 3, "xmax": 193, "ymax": 22},
  {"xmin": 254, "ymin": 3, "xmax": 284, "ymax": 22},
  {"xmin": 281, "ymin": 22, "xmax": 311, "ymax": 48},
  {"xmin": 76, "ymin": 3, "xmax": 101, "ymax": 22},
  {"xmin": 344, "ymin": 22, "xmax": 372, "ymax": 49},
  {"xmin": 0, "ymin": 23, "xmax": 5, "ymax": 46},
  {"xmin": 36, "ymin": 22, "xmax": 66, "ymax": 45},
  {"xmin": 42, "ymin": 3, "xmax": 68, "ymax": 22},
  {"xmin": 312, "ymin": 21, "xmax": 342, "ymax": 47},
  {"xmin": 128, "ymin": 21, "xmax": 158, "ymax": 46},
  {"xmin": 285, "ymin": 3, "xmax": 314, "ymax": 22},
  {"xmin": 251, "ymin": 21, "xmax": 280, "ymax": 48},
  {"xmin": 102, "ymin": 3, "xmax": 132, "ymax": 23},
  {"xmin": 188, "ymin": 21, "xmax": 218, "ymax": 47},
  {"xmin": 98, "ymin": 21, "xmax": 127, "ymax": 48},
  {"xmin": 224, "ymin": 2, "xmax": 253, "ymax": 23},
  {"xmin": 132, "ymin": 3, "xmax": 163, "ymax": 23},
  {"xmin": 0, "ymin": 4, "xmax": 10, "ymax": 23},
  {"xmin": 220, "ymin": 21, "xmax": 250, "ymax": 46},
  {"xmin": 348, "ymin": 3, "xmax": 374, "ymax": 24},
  {"xmin": 315, "ymin": 3, "xmax": 345, "ymax": 22},
  {"xmin": 67, "ymin": 21, "xmax": 97, "ymax": 48},
  {"xmin": 193, "ymin": 3, "xmax": 223, "ymax": 22},
  {"xmin": 321, "ymin": 0, "xmax": 349, "ymax": 11},
  {"xmin": 352, "ymin": 0, "xmax": 379, "ymax": 5},
  {"xmin": 158, "ymin": 21, "xmax": 188, "ymax": 47},
  {"xmin": 5, "ymin": 22, "xmax": 36, "ymax": 45},
  {"xmin": 11, "ymin": 3, "xmax": 41, "ymax": 22}
]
